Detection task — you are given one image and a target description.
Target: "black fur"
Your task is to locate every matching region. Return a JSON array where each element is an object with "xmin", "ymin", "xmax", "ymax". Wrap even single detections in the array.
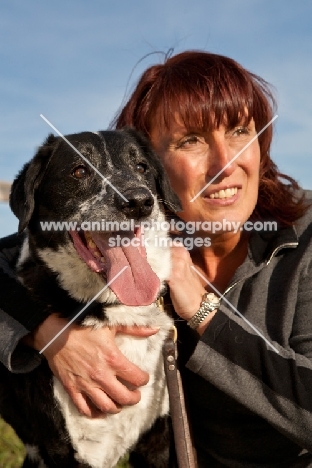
[{"xmin": 1, "ymin": 129, "xmax": 181, "ymax": 467}]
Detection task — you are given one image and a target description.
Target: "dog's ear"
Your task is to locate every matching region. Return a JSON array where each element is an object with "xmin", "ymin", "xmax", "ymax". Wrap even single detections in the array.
[
  {"xmin": 10, "ymin": 134, "xmax": 59, "ymax": 233},
  {"xmin": 123, "ymin": 128, "xmax": 182, "ymax": 214},
  {"xmin": 153, "ymin": 164, "xmax": 182, "ymax": 214}
]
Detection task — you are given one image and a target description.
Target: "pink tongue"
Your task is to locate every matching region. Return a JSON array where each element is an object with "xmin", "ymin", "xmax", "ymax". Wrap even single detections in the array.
[{"xmin": 92, "ymin": 232, "xmax": 160, "ymax": 306}]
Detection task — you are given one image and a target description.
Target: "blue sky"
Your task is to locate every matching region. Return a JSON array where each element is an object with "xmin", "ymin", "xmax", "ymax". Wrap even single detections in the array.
[{"xmin": 1, "ymin": 0, "xmax": 312, "ymax": 236}]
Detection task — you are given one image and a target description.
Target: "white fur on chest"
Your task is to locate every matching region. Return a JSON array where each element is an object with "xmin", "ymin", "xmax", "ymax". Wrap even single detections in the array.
[
  {"xmin": 53, "ymin": 304, "xmax": 173, "ymax": 468},
  {"xmin": 17, "ymin": 208, "xmax": 173, "ymax": 467}
]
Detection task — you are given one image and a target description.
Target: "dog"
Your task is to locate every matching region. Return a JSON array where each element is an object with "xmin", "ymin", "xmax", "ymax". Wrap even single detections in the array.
[{"xmin": 0, "ymin": 128, "xmax": 181, "ymax": 467}]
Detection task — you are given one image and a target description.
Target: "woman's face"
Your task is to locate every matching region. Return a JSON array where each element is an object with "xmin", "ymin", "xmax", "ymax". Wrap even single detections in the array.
[{"xmin": 150, "ymin": 116, "xmax": 261, "ymax": 235}]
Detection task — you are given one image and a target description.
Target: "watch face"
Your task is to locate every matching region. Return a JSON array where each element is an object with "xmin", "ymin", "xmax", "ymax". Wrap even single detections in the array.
[
  {"xmin": 203, "ymin": 293, "xmax": 220, "ymax": 308},
  {"xmin": 188, "ymin": 292, "xmax": 221, "ymax": 329}
]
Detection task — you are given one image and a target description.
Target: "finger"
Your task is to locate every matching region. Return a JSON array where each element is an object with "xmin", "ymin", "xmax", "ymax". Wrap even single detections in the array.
[
  {"xmin": 84, "ymin": 352, "xmax": 146, "ymax": 406},
  {"xmin": 101, "ymin": 348, "xmax": 150, "ymax": 388},
  {"xmin": 170, "ymin": 244, "xmax": 191, "ymax": 257},
  {"xmin": 89, "ymin": 347, "xmax": 149, "ymax": 390},
  {"xmin": 116, "ymin": 363, "xmax": 149, "ymax": 389},
  {"xmin": 69, "ymin": 390, "xmax": 101, "ymax": 418},
  {"xmin": 85, "ymin": 387, "xmax": 124, "ymax": 414},
  {"xmin": 116, "ymin": 325, "xmax": 160, "ymax": 337},
  {"xmin": 65, "ymin": 377, "xmax": 125, "ymax": 415},
  {"xmin": 84, "ymin": 372, "xmax": 142, "ymax": 408}
]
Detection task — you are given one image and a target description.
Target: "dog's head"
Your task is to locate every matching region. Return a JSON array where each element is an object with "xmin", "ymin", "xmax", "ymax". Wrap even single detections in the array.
[
  {"xmin": 10, "ymin": 128, "xmax": 181, "ymax": 233},
  {"xmin": 11, "ymin": 128, "xmax": 181, "ymax": 306}
]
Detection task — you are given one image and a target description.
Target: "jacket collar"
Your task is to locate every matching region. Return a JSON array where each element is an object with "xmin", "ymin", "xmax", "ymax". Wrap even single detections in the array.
[{"xmin": 249, "ymin": 224, "xmax": 299, "ymax": 266}]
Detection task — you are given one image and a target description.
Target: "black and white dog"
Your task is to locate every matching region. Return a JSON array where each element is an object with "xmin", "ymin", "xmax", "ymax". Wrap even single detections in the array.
[{"xmin": 0, "ymin": 129, "xmax": 181, "ymax": 468}]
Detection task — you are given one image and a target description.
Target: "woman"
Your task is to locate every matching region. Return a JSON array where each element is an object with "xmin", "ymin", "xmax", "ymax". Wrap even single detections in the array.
[
  {"xmin": 112, "ymin": 51, "xmax": 312, "ymax": 466},
  {"xmin": 1, "ymin": 50, "xmax": 312, "ymax": 466}
]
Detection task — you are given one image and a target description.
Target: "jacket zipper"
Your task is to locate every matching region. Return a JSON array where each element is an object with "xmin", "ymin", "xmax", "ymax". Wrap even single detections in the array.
[
  {"xmin": 265, "ymin": 242, "xmax": 298, "ymax": 265},
  {"xmin": 221, "ymin": 241, "xmax": 299, "ymax": 298}
]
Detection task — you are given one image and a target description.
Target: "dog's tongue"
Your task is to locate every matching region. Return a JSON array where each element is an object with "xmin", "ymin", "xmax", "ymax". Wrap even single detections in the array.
[{"xmin": 91, "ymin": 231, "xmax": 160, "ymax": 306}]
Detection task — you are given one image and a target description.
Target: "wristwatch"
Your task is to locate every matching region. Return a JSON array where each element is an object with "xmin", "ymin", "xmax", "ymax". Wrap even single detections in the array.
[{"xmin": 187, "ymin": 292, "xmax": 220, "ymax": 330}]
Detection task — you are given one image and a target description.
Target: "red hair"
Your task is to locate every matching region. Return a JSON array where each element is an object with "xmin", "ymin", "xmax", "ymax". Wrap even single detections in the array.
[{"xmin": 112, "ymin": 50, "xmax": 306, "ymax": 225}]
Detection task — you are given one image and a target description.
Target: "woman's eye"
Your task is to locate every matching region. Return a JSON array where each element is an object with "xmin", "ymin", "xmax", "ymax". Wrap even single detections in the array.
[
  {"xmin": 72, "ymin": 166, "xmax": 89, "ymax": 179},
  {"xmin": 178, "ymin": 135, "xmax": 201, "ymax": 148},
  {"xmin": 232, "ymin": 126, "xmax": 250, "ymax": 137},
  {"xmin": 136, "ymin": 163, "xmax": 147, "ymax": 174}
]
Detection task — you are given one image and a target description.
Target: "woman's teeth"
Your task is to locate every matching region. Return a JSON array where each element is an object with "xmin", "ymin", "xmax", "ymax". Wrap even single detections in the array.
[{"xmin": 209, "ymin": 187, "xmax": 238, "ymax": 199}]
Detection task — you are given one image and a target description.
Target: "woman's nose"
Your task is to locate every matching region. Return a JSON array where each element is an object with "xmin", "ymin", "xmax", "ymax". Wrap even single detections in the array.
[{"xmin": 206, "ymin": 137, "xmax": 236, "ymax": 179}]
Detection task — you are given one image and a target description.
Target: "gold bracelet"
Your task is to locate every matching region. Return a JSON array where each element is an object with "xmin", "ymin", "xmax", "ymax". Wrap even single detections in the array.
[{"xmin": 187, "ymin": 292, "xmax": 220, "ymax": 330}]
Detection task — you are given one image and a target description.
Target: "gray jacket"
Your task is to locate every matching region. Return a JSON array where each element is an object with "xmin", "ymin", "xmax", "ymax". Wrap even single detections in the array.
[{"xmin": 179, "ymin": 190, "xmax": 312, "ymax": 466}]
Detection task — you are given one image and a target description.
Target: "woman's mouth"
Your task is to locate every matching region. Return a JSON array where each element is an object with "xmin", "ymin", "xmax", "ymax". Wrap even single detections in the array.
[{"xmin": 208, "ymin": 187, "xmax": 238, "ymax": 199}]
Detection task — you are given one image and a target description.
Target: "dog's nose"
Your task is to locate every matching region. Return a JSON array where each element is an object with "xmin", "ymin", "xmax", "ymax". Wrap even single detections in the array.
[{"xmin": 116, "ymin": 187, "xmax": 154, "ymax": 219}]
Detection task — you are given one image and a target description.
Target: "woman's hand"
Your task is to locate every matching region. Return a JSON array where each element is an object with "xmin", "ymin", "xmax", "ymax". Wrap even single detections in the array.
[
  {"xmin": 24, "ymin": 314, "xmax": 158, "ymax": 417},
  {"xmin": 168, "ymin": 244, "xmax": 217, "ymax": 334}
]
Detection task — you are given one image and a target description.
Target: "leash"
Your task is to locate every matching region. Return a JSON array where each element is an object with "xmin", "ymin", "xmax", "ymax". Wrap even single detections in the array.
[{"xmin": 162, "ymin": 326, "xmax": 198, "ymax": 468}]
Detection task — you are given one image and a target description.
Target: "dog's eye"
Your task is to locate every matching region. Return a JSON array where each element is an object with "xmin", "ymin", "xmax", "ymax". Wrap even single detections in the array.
[
  {"xmin": 136, "ymin": 163, "xmax": 147, "ymax": 174},
  {"xmin": 72, "ymin": 166, "xmax": 89, "ymax": 179}
]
